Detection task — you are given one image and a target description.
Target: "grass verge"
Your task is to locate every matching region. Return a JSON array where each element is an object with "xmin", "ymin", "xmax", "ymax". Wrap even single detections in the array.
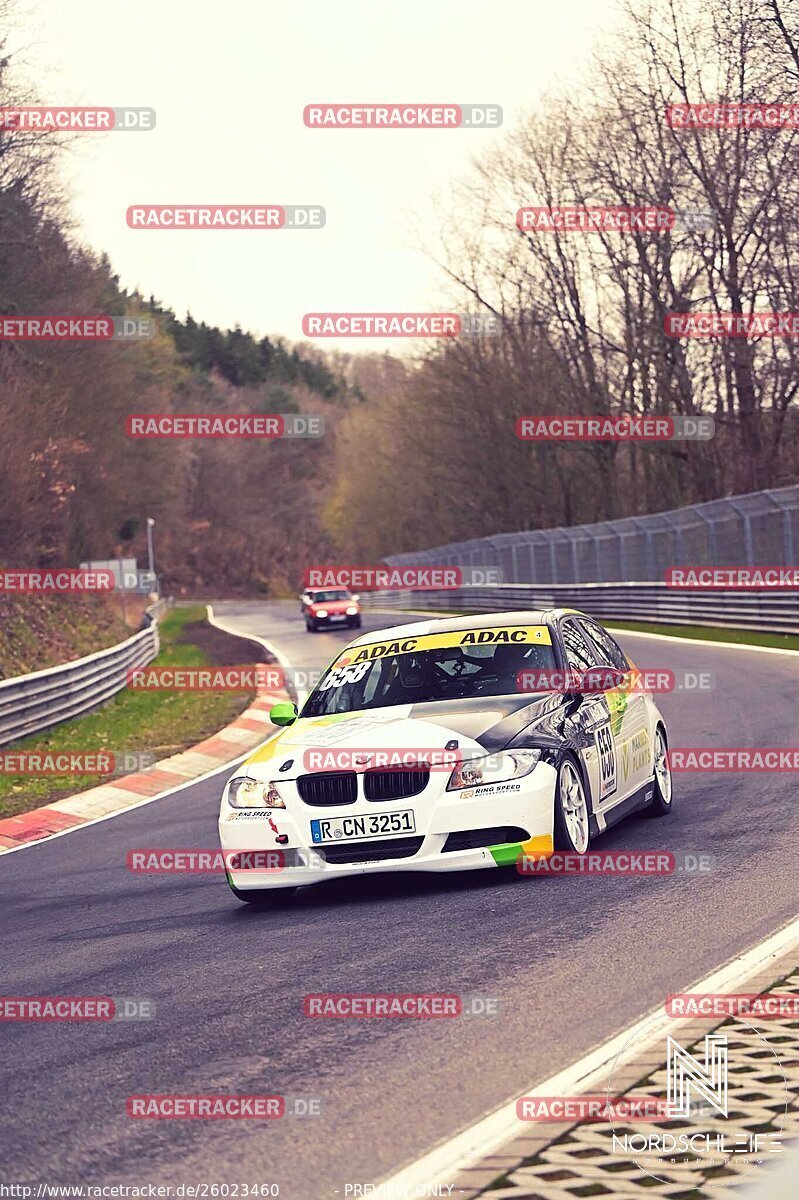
[
  {"xmin": 0, "ymin": 606, "xmax": 264, "ymax": 819},
  {"xmin": 0, "ymin": 594, "xmax": 129, "ymax": 679},
  {"xmin": 605, "ymin": 619, "xmax": 799, "ymax": 652}
]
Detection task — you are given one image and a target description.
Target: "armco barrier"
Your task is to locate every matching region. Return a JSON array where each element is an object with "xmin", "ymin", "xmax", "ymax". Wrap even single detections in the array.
[
  {"xmin": 0, "ymin": 620, "xmax": 160, "ymax": 748},
  {"xmin": 359, "ymin": 582, "xmax": 799, "ymax": 634}
]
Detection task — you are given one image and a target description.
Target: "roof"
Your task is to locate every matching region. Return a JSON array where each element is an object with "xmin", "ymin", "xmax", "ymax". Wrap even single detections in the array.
[{"xmin": 348, "ymin": 609, "xmax": 572, "ymax": 646}]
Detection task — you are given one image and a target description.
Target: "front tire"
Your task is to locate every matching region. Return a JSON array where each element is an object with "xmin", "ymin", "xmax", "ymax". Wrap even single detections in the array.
[
  {"xmin": 306, "ymin": 618, "xmax": 316, "ymax": 632},
  {"xmin": 646, "ymin": 724, "xmax": 673, "ymax": 817},
  {"xmin": 553, "ymin": 754, "xmax": 591, "ymax": 852}
]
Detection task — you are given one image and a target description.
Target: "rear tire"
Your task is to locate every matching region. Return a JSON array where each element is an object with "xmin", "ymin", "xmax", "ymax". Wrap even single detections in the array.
[
  {"xmin": 646, "ymin": 724, "xmax": 673, "ymax": 817},
  {"xmin": 553, "ymin": 754, "xmax": 591, "ymax": 852}
]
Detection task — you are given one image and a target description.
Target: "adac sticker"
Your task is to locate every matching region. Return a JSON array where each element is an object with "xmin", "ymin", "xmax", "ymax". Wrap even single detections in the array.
[{"xmin": 343, "ymin": 626, "xmax": 551, "ymax": 665}]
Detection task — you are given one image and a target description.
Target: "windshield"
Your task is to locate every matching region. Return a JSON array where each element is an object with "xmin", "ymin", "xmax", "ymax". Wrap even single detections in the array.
[
  {"xmin": 309, "ymin": 590, "xmax": 352, "ymax": 602},
  {"xmin": 301, "ymin": 627, "xmax": 557, "ymax": 716}
]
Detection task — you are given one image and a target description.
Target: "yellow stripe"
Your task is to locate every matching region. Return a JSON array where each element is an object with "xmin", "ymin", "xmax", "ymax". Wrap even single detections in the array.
[
  {"xmin": 520, "ymin": 834, "xmax": 554, "ymax": 856},
  {"xmin": 339, "ymin": 625, "xmax": 552, "ymax": 666}
]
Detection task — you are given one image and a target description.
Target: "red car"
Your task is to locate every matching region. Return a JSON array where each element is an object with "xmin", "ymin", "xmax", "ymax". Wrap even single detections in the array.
[{"xmin": 301, "ymin": 588, "xmax": 361, "ymax": 632}]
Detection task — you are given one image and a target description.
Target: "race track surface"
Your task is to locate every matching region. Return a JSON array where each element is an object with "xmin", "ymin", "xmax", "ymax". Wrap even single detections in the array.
[{"xmin": 1, "ymin": 601, "xmax": 797, "ymax": 1197}]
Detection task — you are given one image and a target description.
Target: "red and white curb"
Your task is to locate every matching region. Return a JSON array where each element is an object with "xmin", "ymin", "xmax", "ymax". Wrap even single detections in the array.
[{"xmin": 0, "ymin": 605, "xmax": 293, "ymax": 854}]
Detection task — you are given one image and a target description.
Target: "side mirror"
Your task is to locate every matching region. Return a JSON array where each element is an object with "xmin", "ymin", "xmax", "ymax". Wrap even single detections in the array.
[
  {"xmin": 350, "ymin": 594, "xmax": 360, "ymax": 602},
  {"xmin": 578, "ymin": 667, "xmax": 627, "ymax": 693},
  {"xmin": 270, "ymin": 701, "xmax": 298, "ymax": 726}
]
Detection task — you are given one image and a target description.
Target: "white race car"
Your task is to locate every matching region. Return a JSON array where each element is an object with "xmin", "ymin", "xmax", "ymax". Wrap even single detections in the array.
[{"xmin": 219, "ymin": 610, "xmax": 672, "ymax": 903}]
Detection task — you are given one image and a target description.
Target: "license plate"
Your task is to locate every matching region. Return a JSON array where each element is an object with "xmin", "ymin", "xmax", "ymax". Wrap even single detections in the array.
[
  {"xmin": 310, "ymin": 810, "xmax": 416, "ymax": 843},
  {"xmin": 328, "ymin": 614, "xmax": 347, "ymax": 622}
]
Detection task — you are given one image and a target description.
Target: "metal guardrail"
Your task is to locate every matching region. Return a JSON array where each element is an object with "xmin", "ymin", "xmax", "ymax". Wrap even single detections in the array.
[
  {"xmin": 360, "ymin": 583, "xmax": 799, "ymax": 634},
  {"xmin": 0, "ymin": 612, "xmax": 161, "ymax": 749},
  {"xmin": 143, "ymin": 596, "xmax": 170, "ymax": 622}
]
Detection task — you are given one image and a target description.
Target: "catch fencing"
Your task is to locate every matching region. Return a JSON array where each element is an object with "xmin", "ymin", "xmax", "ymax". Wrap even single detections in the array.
[
  {"xmin": 383, "ymin": 485, "xmax": 799, "ymax": 585},
  {"xmin": 363, "ymin": 485, "xmax": 799, "ymax": 632}
]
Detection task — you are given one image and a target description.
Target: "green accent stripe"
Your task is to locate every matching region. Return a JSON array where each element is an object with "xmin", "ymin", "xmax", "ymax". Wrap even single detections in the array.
[{"xmin": 489, "ymin": 842, "xmax": 524, "ymax": 867}]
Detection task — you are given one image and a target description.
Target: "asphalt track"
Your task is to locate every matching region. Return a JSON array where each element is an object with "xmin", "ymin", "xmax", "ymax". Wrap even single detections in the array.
[{"xmin": 1, "ymin": 601, "xmax": 798, "ymax": 1198}]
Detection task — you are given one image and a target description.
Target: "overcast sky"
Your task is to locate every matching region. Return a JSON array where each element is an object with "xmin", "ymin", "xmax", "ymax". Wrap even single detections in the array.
[{"xmin": 13, "ymin": 0, "xmax": 621, "ymax": 346}]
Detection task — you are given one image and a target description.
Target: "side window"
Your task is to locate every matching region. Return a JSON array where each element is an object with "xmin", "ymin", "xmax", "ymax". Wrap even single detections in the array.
[
  {"xmin": 579, "ymin": 619, "xmax": 629, "ymax": 671},
  {"xmin": 560, "ymin": 619, "xmax": 601, "ymax": 671}
]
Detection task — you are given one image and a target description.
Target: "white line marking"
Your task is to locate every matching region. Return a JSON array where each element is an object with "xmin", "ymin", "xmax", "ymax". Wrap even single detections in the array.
[
  {"xmin": 368, "ymin": 608, "xmax": 799, "ymax": 657},
  {"xmin": 207, "ymin": 604, "xmax": 309, "ymax": 705},
  {"xmin": 606, "ymin": 625, "xmax": 799, "ymax": 656},
  {"xmin": 376, "ymin": 913, "xmax": 799, "ymax": 1194}
]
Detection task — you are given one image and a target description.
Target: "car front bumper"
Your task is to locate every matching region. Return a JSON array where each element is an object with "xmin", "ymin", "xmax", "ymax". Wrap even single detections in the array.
[{"xmin": 219, "ymin": 761, "xmax": 558, "ymax": 891}]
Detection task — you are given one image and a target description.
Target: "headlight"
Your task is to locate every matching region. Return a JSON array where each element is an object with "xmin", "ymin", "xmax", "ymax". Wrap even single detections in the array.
[
  {"xmin": 346, "ymin": 606, "xmax": 358, "ymax": 615},
  {"xmin": 227, "ymin": 777, "xmax": 286, "ymax": 809},
  {"xmin": 446, "ymin": 750, "xmax": 541, "ymax": 791},
  {"xmin": 315, "ymin": 608, "xmax": 328, "ymax": 618}
]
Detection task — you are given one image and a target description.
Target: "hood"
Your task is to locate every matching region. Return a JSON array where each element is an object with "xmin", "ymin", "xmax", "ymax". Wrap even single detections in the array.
[
  {"xmin": 406, "ymin": 692, "xmax": 563, "ymax": 751},
  {"xmin": 310, "ymin": 599, "xmax": 354, "ymax": 613},
  {"xmin": 244, "ymin": 693, "xmax": 563, "ymax": 778}
]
